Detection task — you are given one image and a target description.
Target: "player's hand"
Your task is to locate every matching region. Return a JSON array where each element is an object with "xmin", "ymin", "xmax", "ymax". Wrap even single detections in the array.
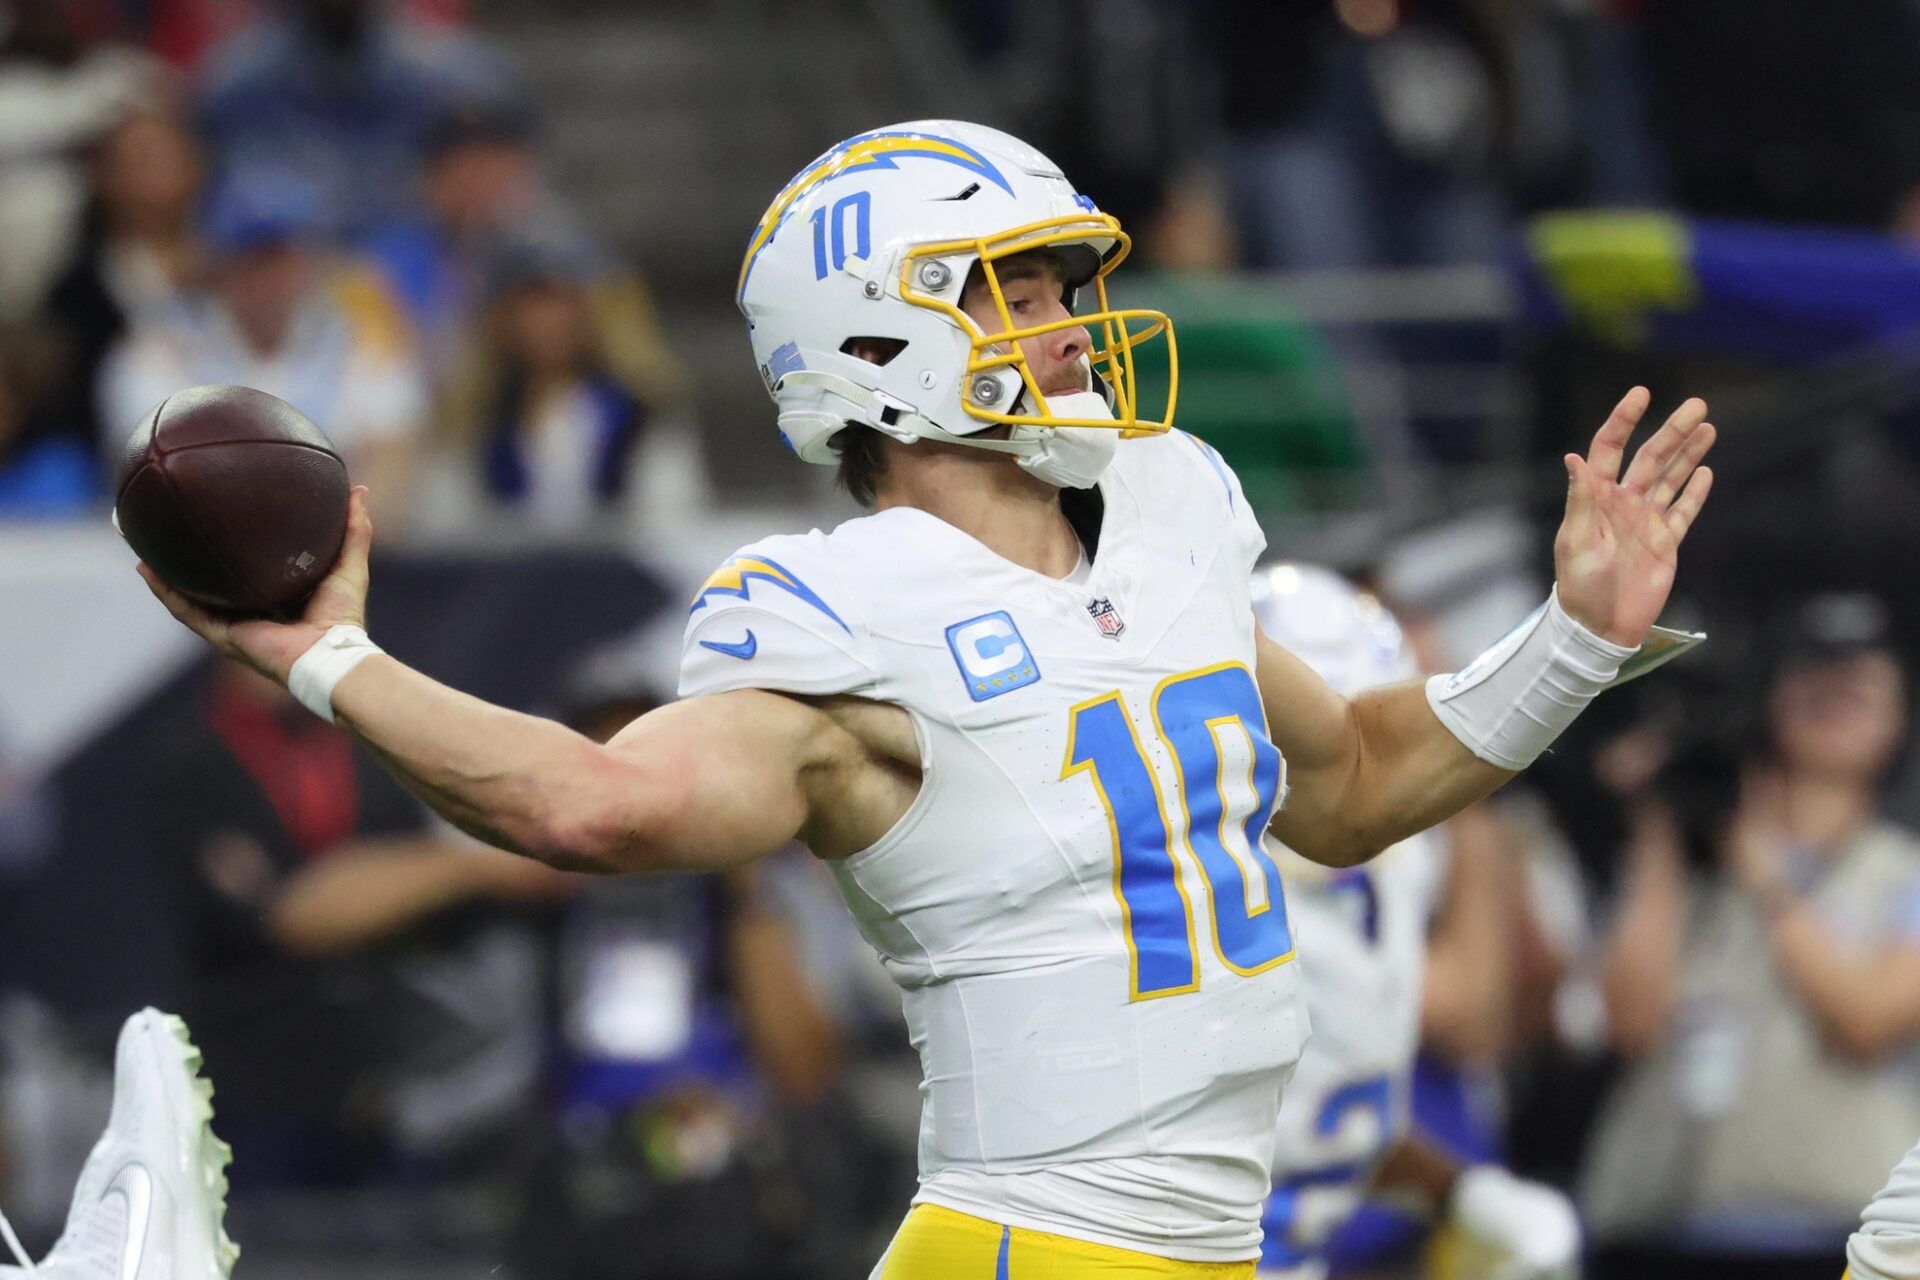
[
  {"xmin": 1446, "ymin": 1165, "xmax": 1581, "ymax": 1280},
  {"xmin": 1554, "ymin": 388, "xmax": 1715, "ymax": 648},
  {"xmin": 138, "ymin": 486, "xmax": 374, "ymax": 684}
]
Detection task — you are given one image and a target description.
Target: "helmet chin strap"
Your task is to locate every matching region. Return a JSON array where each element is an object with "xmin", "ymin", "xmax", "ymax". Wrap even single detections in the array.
[
  {"xmin": 778, "ymin": 369, "xmax": 1043, "ymax": 457},
  {"xmin": 775, "ymin": 369, "xmax": 1120, "ymax": 489}
]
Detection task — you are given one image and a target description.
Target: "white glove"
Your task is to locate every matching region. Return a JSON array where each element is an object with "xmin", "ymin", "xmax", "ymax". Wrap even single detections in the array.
[{"xmin": 1447, "ymin": 1165, "xmax": 1581, "ymax": 1280}]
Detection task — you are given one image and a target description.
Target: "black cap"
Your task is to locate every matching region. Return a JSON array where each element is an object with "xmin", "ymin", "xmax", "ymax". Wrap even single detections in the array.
[
  {"xmin": 481, "ymin": 218, "xmax": 605, "ymax": 299},
  {"xmin": 1780, "ymin": 591, "xmax": 1893, "ymax": 666}
]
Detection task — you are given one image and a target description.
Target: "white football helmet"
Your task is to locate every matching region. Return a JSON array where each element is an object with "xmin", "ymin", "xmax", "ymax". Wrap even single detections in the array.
[
  {"xmin": 737, "ymin": 120, "xmax": 1177, "ymax": 489},
  {"xmin": 1251, "ymin": 562, "xmax": 1419, "ymax": 698}
]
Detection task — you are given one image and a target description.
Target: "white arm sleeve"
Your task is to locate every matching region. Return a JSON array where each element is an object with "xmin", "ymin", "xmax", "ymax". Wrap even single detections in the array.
[{"xmin": 1425, "ymin": 590, "xmax": 1638, "ymax": 771}]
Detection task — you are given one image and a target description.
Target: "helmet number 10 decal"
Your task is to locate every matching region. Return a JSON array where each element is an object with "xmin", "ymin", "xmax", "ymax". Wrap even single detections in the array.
[
  {"xmin": 1063, "ymin": 662, "xmax": 1295, "ymax": 1000},
  {"xmin": 810, "ymin": 190, "xmax": 872, "ymax": 280}
]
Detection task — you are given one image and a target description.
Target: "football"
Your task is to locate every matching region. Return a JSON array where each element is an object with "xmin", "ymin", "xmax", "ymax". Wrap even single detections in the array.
[{"xmin": 114, "ymin": 385, "xmax": 350, "ymax": 616}]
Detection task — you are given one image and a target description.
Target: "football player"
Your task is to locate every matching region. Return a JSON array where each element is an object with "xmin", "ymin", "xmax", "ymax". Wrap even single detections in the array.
[
  {"xmin": 1849, "ymin": 1136, "xmax": 1920, "ymax": 1280},
  {"xmin": 1250, "ymin": 564, "xmax": 1578, "ymax": 1280},
  {"xmin": 137, "ymin": 121, "xmax": 1714, "ymax": 1276}
]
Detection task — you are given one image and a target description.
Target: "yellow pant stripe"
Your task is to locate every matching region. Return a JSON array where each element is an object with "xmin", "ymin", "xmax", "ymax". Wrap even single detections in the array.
[{"xmin": 876, "ymin": 1204, "xmax": 1257, "ymax": 1279}]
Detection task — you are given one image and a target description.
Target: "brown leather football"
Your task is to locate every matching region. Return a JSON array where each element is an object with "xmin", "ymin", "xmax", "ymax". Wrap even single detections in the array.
[{"xmin": 114, "ymin": 385, "xmax": 350, "ymax": 616}]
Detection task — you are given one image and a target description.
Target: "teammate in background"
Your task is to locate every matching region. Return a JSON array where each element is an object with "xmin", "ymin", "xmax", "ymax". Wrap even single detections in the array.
[
  {"xmin": 135, "ymin": 121, "xmax": 1715, "ymax": 1275},
  {"xmin": 1850, "ymin": 1137, "xmax": 1920, "ymax": 1280},
  {"xmin": 1251, "ymin": 565, "xmax": 1578, "ymax": 1280},
  {"xmin": 0, "ymin": 1010, "xmax": 236, "ymax": 1280}
]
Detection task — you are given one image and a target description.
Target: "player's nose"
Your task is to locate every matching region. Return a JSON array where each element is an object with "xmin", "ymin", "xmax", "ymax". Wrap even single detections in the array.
[{"xmin": 1040, "ymin": 314, "xmax": 1091, "ymax": 369}]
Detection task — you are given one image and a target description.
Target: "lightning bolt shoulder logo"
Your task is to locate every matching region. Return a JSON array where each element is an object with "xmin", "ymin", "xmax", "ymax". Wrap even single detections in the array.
[
  {"xmin": 738, "ymin": 130, "xmax": 1016, "ymax": 300},
  {"xmin": 690, "ymin": 555, "xmax": 850, "ymax": 634}
]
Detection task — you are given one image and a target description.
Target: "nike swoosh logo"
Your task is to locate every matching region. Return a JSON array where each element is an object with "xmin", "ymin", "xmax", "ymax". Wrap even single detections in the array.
[
  {"xmin": 698, "ymin": 630, "xmax": 758, "ymax": 660},
  {"xmin": 107, "ymin": 1163, "xmax": 152, "ymax": 1280}
]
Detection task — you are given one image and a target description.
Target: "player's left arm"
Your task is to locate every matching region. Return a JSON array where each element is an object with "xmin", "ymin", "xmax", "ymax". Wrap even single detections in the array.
[
  {"xmin": 1264, "ymin": 388, "xmax": 1715, "ymax": 866},
  {"xmin": 1258, "ymin": 635, "xmax": 1505, "ymax": 866}
]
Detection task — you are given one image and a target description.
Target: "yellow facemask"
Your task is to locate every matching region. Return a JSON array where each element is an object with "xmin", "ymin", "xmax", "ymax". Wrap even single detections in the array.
[{"xmin": 898, "ymin": 212, "xmax": 1179, "ymax": 438}]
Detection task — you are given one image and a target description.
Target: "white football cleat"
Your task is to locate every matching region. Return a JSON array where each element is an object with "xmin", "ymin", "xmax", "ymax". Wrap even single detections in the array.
[{"xmin": 0, "ymin": 1009, "xmax": 238, "ymax": 1280}]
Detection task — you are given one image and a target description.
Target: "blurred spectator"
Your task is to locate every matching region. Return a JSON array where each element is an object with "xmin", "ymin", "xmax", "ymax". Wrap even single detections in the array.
[
  {"xmin": 950, "ymin": 0, "xmax": 1209, "ymax": 236},
  {"xmin": 1639, "ymin": 0, "xmax": 1920, "ymax": 235},
  {"xmin": 0, "ymin": 322, "xmax": 97, "ymax": 514},
  {"xmin": 50, "ymin": 656, "xmax": 570, "ymax": 1185},
  {"xmin": 1208, "ymin": 0, "xmax": 1507, "ymax": 270},
  {"xmin": 195, "ymin": 0, "xmax": 518, "ymax": 241},
  {"xmin": 97, "ymin": 166, "xmax": 428, "ymax": 525},
  {"xmin": 0, "ymin": 0, "xmax": 164, "ymax": 316},
  {"xmin": 141, "ymin": 0, "xmax": 472, "ymax": 72},
  {"xmin": 420, "ymin": 222, "xmax": 708, "ymax": 540},
  {"xmin": 362, "ymin": 94, "xmax": 544, "ymax": 378},
  {"xmin": 36, "ymin": 101, "xmax": 205, "ymax": 456},
  {"xmin": 1584, "ymin": 593, "xmax": 1920, "ymax": 1280}
]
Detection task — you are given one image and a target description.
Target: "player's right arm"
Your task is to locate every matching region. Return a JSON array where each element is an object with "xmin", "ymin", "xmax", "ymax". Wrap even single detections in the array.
[
  {"xmin": 336, "ymin": 663, "xmax": 839, "ymax": 873},
  {"xmin": 136, "ymin": 489, "xmax": 867, "ymax": 875}
]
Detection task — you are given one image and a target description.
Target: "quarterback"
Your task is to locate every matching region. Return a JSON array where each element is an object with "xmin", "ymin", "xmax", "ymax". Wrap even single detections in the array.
[{"xmin": 135, "ymin": 121, "xmax": 1715, "ymax": 1275}]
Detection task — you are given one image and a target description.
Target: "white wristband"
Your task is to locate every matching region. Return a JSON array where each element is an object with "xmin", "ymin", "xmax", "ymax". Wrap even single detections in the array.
[
  {"xmin": 287, "ymin": 624, "xmax": 383, "ymax": 723},
  {"xmin": 1426, "ymin": 588, "xmax": 1638, "ymax": 771},
  {"xmin": 1449, "ymin": 1165, "xmax": 1581, "ymax": 1271}
]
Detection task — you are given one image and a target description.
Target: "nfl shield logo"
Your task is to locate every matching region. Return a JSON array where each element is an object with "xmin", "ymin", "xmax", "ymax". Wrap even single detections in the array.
[{"xmin": 1086, "ymin": 597, "xmax": 1126, "ymax": 639}]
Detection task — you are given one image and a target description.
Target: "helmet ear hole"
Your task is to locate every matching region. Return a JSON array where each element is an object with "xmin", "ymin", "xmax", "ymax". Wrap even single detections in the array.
[{"xmin": 841, "ymin": 336, "xmax": 907, "ymax": 366}]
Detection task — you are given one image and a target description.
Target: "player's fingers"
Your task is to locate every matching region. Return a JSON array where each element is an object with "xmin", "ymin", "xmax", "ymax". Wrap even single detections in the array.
[
  {"xmin": 137, "ymin": 562, "xmax": 225, "ymax": 641},
  {"xmin": 1586, "ymin": 386, "xmax": 1650, "ymax": 483},
  {"xmin": 1622, "ymin": 396, "xmax": 1707, "ymax": 493},
  {"xmin": 1560, "ymin": 452, "xmax": 1595, "ymax": 535},
  {"xmin": 304, "ymin": 487, "xmax": 373, "ymax": 628},
  {"xmin": 1665, "ymin": 465, "xmax": 1714, "ymax": 540},
  {"xmin": 135, "ymin": 561, "xmax": 188, "ymax": 617},
  {"xmin": 338, "ymin": 486, "xmax": 373, "ymax": 576},
  {"xmin": 1648, "ymin": 421, "xmax": 1716, "ymax": 509}
]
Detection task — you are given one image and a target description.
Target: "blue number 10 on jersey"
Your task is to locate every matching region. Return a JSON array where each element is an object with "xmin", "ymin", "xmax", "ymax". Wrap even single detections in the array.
[{"xmin": 1063, "ymin": 661, "xmax": 1294, "ymax": 1000}]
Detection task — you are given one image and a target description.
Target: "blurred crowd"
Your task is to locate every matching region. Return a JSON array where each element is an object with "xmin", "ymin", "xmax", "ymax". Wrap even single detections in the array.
[
  {"xmin": 972, "ymin": 0, "xmax": 1920, "ymax": 270},
  {"xmin": 0, "ymin": 0, "xmax": 705, "ymax": 536},
  {"xmin": 7, "ymin": 1, "xmax": 1920, "ymax": 1278}
]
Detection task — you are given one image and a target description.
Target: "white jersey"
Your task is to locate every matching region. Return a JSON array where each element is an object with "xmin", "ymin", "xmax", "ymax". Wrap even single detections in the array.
[
  {"xmin": 1851, "ymin": 1135, "xmax": 1920, "ymax": 1280},
  {"xmin": 1258, "ymin": 833, "xmax": 1446, "ymax": 1278},
  {"xmin": 679, "ymin": 431, "xmax": 1307, "ymax": 1262}
]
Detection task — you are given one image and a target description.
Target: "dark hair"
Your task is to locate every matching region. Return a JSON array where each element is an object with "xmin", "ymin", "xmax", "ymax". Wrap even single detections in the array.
[{"xmin": 831, "ymin": 426, "xmax": 889, "ymax": 506}]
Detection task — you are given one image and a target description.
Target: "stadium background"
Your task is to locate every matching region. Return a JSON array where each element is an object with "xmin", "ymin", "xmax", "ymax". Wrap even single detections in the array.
[{"xmin": 5, "ymin": 0, "xmax": 1920, "ymax": 1276}]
